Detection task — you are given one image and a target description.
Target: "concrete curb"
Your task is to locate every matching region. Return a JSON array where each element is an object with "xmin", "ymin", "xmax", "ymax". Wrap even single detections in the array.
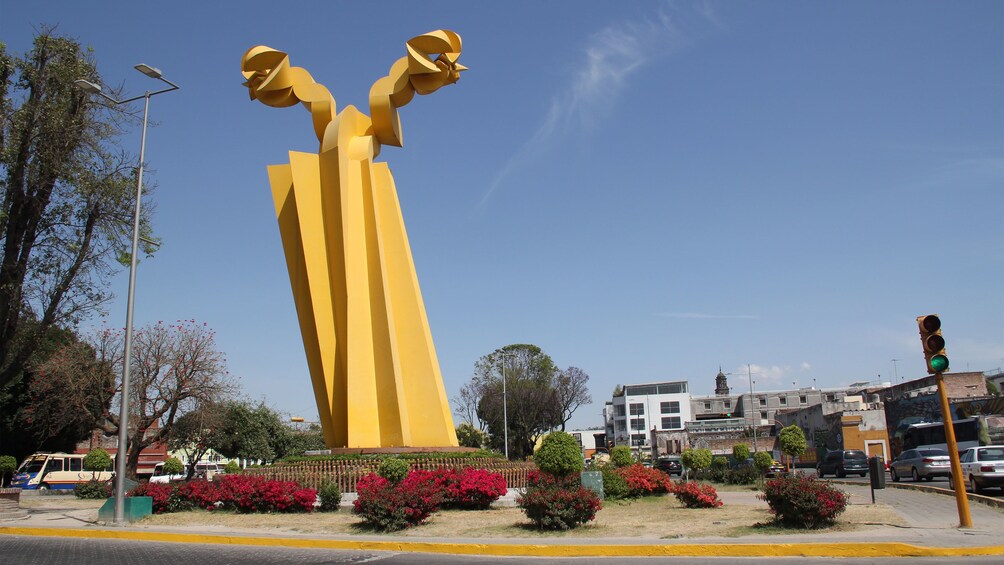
[{"xmin": 1, "ymin": 526, "xmax": 1003, "ymax": 558}]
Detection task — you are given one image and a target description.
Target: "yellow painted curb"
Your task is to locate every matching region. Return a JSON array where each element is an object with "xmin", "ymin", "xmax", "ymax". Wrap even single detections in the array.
[{"xmin": 1, "ymin": 527, "xmax": 1003, "ymax": 558}]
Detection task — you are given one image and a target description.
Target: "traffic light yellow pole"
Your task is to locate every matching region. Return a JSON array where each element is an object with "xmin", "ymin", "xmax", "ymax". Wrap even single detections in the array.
[{"xmin": 936, "ymin": 372, "xmax": 973, "ymax": 528}]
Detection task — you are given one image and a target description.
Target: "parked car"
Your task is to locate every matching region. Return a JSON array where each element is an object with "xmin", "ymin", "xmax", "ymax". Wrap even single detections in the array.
[
  {"xmin": 889, "ymin": 448, "xmax": 950, "ymax": 482},
  {"xmin": 766, "ymin": 460, "xmax": 786, "ymax": 478},
  {"xmin": 654, "ymin": 456, "xmax": 683, "ymax": 476},
  {"xmin": 949, "ymin": 445, "xmax": 1004, "ymax": 494},
  {"xmin": 816, "ymin": 449, "xmax": 868, "ymax": 478}
]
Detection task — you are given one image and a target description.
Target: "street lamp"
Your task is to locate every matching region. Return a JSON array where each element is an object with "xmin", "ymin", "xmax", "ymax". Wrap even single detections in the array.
[
  {"xmin": 75, "ymin": 65, "xmax": 179, "ymax": 525},
  {"xmin": 498, "ymin": 350, "xmax": 509, "ymax": 459}
]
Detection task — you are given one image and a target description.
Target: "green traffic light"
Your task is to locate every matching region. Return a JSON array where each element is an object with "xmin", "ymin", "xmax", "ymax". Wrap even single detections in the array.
[{"xmin": 930, "ymin": 354, "xmax": 949, "ymax": 373}]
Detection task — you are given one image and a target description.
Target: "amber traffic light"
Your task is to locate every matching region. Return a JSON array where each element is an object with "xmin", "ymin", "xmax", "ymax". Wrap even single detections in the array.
[{"xmin": 917, "ymin": 314, "xmax": 949, "ymax": 374}]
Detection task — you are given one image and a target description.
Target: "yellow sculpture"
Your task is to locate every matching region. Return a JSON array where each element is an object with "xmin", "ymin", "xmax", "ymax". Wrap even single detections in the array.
[{"xmin": 241, "ymin": 31, "xmax": 466, "ymax": 448}]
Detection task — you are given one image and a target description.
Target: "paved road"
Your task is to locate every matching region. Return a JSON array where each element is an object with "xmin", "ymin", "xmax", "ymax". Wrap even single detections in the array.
[
  {"xmin": 802, "ymin": 468, "xmax": 1004, "ymax": 499},
  {"xmin": 3, "ymin": 535, "xmax": 1004, "ymax": 565}
]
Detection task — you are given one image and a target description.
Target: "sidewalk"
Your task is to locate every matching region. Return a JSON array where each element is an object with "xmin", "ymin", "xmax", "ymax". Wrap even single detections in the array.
[{"xmin": 1, "ymin": 483, "xmax": 1003, "ymax": 558}]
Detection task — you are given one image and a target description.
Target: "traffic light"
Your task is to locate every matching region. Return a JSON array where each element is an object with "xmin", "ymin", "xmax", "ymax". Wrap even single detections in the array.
[{"xmin": 917, "ymin": 314, "xmax": 949, "ymax": 374}]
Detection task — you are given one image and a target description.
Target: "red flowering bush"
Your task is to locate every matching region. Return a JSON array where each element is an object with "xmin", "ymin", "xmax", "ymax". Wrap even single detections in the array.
[
  {"xmin": 214, "ymin": 474, "xmax": 316, "ymax": 513},
  {"xmin": 671, "ymin": 481, "xmax": 723, "ymax": 509},
  {"xmin": 758, "ymin": 475, "xmax": 847, "ymax": 528},
  {"xmin": 516, "ymin": 470, "xmax": 601, "ymax": 530},
  {"xmin": 433, "ymin": 468, "xmax": 507, "ymax": 510},
  {"xmin": 615, "ymin": 464, "xmax": 673, "ymax": 497},
  {"xmin": 129, "ymin": 476, "xmax": 315, "ymax": 514},
  {"xmin": 353, "ymin": 470, "xmax": 445, "ymax": 531},
  {"xmin": 129, "ymin": 482, "xmax": 177, "ymax": 514}
]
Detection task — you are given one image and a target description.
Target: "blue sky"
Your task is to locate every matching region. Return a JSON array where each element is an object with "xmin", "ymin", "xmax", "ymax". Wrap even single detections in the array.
[{"xmin": 3, "ymin": 1, "xmax": 1002, "ymax": 432}]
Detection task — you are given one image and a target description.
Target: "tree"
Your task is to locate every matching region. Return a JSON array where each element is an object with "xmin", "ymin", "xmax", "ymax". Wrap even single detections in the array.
[
  {"xmin": 473, "ymin": 344, "xmax": 561, "ymax": 460},
  {"xmin": 455, "ymin": 422, "xmax": 486, "ymax": 449},
  {"xmin": 94, "ymin": 320, "xmax": 235, "ymax": 478},
  {"xmin": 0, "ymin": 31, "xmax": 155, "ymax": 394},
  {"xmin": 0, "ymin": 455, "xmax": 16, "ymax": 487},
  {"xmin": 778, "ymin": 425, "xmax": 807, "ymax": 470},
  {"xmin": 554, "ymin": 366, "xmax": 592, "ymax": 431},
  {"xmin": 162, "ymin": 456, "xmax": 184, "ymax": 476},
  {"xmin": 168, "ymin": 400, "xmax": 227, "ymax": 480},
  {"xmin": 18, "ymin": 334, "xmax": 115, "ymax": 449},
  {"xmin": 732, "ymin": 443, "xmax": 750, "ymax": 463},
  {"xmin": 681, "ymin": 448, "xmax": 712, "ymax": 479},
  {"xmin": 82, "ymin": 447, "xmax": 111, "ymax": 481},
  {"xmin": 211, "ymin": 401, "xmax": 293, "ymax": 464}
]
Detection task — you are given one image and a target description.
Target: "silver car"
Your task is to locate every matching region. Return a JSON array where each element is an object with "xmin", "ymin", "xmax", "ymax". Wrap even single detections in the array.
[{"xmin": 889, "ymin": 448, "xmax": 950, "ymax": 482}]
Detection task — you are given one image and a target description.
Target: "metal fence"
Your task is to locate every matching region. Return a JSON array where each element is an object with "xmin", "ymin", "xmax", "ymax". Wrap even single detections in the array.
[{"xmin": 243, "ymin": 457, "xmax": 536, "ymax": 493}]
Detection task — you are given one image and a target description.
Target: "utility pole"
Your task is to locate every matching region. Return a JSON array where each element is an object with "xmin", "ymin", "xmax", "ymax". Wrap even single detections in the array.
[{"xmin": 748, "ymin": 364, "xmax": 758, "ymax": 453}]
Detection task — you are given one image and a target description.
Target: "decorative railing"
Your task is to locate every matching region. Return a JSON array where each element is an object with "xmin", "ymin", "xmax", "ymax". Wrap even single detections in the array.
[{"xmin": 242, "ymin": 457, "xmax": 536, "ymax": 493}]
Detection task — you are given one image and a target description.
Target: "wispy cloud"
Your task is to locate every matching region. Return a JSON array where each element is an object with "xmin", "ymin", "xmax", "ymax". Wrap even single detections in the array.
[
  {"xmin": 658, "ymin": 312, "xmax": 759, "ymax": 320},
  {"xmin": 478, "ymin": 4, "xmax": 713, "ymax": 208}
]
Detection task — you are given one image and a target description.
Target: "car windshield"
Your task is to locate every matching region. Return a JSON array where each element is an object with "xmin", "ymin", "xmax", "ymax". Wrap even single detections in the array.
[
  {"xmin": 919, "ymin": 449, "xmax": 948, "ymax": 457},
  {"xmin": 978, "ymin": 448, "xmax": 1004, "ymax": 461},
  {"xmin": 844, "ymin": 451, "xmax": 866, "ymax": 459}
]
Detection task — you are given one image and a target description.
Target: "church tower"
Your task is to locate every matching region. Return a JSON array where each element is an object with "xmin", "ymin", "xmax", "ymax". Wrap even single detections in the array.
[{"xmin": 715, "ymin": 367, "xmax": 730, "ymax": 396}]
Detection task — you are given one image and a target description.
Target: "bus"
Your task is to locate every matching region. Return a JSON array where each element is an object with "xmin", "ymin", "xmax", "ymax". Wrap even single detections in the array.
[
  {"xmin": 11, "ymin": 453, "xmax": 115, "ymax": 491},
  {"xmin": 902, "ymin": 418, "xmax": 981, "ymax": 455}
]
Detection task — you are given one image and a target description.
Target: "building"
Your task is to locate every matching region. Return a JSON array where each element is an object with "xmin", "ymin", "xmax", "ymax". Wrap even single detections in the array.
[
  {"xmin": 775, "ymin": 394, "xmax": 890, "ymax": 464},
  {"xmin": 567, "ymin": 428, "xmax": 605, "ymax": 459},
  {"xmin": 606, "ymin": 380, "xmax": 692, "ymax": 453}
]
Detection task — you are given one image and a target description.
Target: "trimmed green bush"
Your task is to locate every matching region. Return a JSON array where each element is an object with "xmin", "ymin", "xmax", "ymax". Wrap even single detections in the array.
[
  {"xmin": 753, "ymin": 451, "xmax": 773, "ymax": 475},
  {"xmin": 609, "ymin": 445, "xmax": 633, "ymax": 468},
  {"xmin": 75, "ymin": 479, "xmax": 111, "ymax": 499},
  {"xmin": 0, "ymin": 455, "xmax": 16, "ymax": 487},
  {"xmin": 163, "ymin": 457, "xmax": 185, "ymax": 476},
  {"xmin": 83, "ymin": 448, "xmax": 112, "ymax": 472},
  {"xmin": 377, "ymin": 457, "xmax": 410, "ymax": 484},
  {"xmin": 598, "ymin": 464, "xmax": 629, "ymax": 499},
  {"xmin": 534, "ymin": 431, "xmax": 583, "ymax": 477},
  {"xmin": 732, "ymin": 444, "xmax": 750, "ymax": 462},
  {"xmin": 317, "ymin": 480, "xmax": 342, "ymax": 512},
  {"xmin": 224, "ymin": 461, "xmax": 241, "ymax": 474},
  {"xmin": 681, "ymin": 448, "xmax": 712, "ymax": 477}
]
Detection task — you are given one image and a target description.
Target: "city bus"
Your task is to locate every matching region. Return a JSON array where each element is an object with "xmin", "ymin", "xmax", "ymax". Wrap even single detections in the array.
[
  {"xmin": 11, "ymin": 452, "xmax": 115, "ymax": 491},
  {"xmin": 902, "ymin": 418, "xmax": 981, "ymax": 455}
]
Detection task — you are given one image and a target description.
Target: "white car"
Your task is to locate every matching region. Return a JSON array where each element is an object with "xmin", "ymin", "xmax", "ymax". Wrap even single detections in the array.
[{"xmin": 950, "ymin": 445, "xmax": 1004, "ymax": 494}]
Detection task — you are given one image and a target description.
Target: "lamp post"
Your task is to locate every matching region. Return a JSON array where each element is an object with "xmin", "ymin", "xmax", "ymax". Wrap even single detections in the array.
[
  {"xmin": 747, "ymin": 365, "xmax": 758, "ymax": 453},
  {"xmin": 75, "ymin": 65, "xmax": 179, "ymax": 525},
  {"xmin": 498, "ymin": 350, "xmax": 509, "ymax": 459}
]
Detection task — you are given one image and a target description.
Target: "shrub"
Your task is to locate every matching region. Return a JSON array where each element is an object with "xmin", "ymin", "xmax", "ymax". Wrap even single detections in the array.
[
  {"xmin": 725, "ymin": 465, "xmax": 758, "ymax": 485},
  {"xmin": 74, "ymin": 479, "xmax": 112, "ymax": 499},
  {"xmin": 353, "ymin": 470, "xmax": 444, "ymax": 531},
  {"xmin": 177, "ymin": 480, "xmax": 220, "ymax": 510},
  {"xmin": 224, "ymin": 461, "xmax": 240, "ymax": 474},
  {"xmin": 752, "ymin": 452, "xmax": 773, "ymax": 475},
  {"xmin": 378, "ymin": 457, "xmax": 410, "ymax": 484},
  {"xmin": 671, "ymin": 481, "xmax": 723, "ymax": 509},
  {"xmin": 163, "ymin": 457, "xmax": 185, "ymax": 476},
  {"xmin": 129, "ymin": 481, "xmax": 180, "ymax": 513},
  {"xmin": 598, "ymin": 464, "xmax": 629, "ymax": 500},
  {"xmin": 437, "ymin": 468, "xmax": 507, "ymax": 510},
  {"xmin": 759, "ymin": 475, "xmax": 848, "ymax": 528},
  {"xmin": 516, "ymin": 470, "xmax": 601, "ymax": 530},
  {"xmin": 83, "ymin": 449, "xmax": 112, "ymax": 472},
  {"xmin": 317, "ymin": 481, "xmax": 342, "ymax": 512},
  {"xmin": 778, "ymin": 425, "xmax": 807, "ymax": 462},
  {"xmin": 711, "ymin": 456, "xmax": 728, "ymax": 470},
  {"xmin": 615, "ymin": 464, "xmax": 672, "ymax": 497},
  {"xmin": 213, "ymin": 474, "xmax": 315, "ymax": 513},
  {"xmin": 534, "ymin": 432, "xmax": 583, "ymax": 477},
  {"xmin": 609, "ymin": 446, "xmax": 633, "ymax": 468}
]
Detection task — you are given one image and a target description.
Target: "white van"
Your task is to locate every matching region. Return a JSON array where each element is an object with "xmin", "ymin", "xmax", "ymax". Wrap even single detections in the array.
[{"xmin": 150, "ymin": 461, "xmax": 222, "ymax": 483}]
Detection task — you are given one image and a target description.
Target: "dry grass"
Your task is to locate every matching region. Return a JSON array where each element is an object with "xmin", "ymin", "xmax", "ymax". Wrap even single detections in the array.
[{"xmin": 131, "ymin": 494, "xmax": 906, "ymax": 539}]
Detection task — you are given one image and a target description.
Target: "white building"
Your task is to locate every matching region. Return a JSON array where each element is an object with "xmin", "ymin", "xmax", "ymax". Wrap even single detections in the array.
[{"xmin": 607, "ymin": 381, "xmax": 692, "ymax": 449}]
